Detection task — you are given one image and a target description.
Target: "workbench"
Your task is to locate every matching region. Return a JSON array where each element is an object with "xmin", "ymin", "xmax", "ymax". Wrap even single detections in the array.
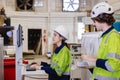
[{"xmin": 22, "ymin": 66, "xmax": 48, "ymax": 80}]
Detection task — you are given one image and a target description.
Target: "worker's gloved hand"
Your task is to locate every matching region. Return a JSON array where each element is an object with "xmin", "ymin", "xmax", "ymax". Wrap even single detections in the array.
[
  {"xmin": 30, "ymin": 62, "xmax": 41, "ymax": 70},
  {"xmin": 31, "ymin": 62, "xmax": 37, "ymax": 65},
  {"xmin": 31, "ymin": 61, "xmax": 41, "ymax": 66}
]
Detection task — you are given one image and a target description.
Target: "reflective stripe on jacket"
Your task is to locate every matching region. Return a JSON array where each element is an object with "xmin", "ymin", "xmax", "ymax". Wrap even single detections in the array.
[
  {"xmin": 51, "ymin": 46, "xmax": 72, "ymax": 76},
  {"xmin": 92, "ymin": 29, "xmax": 120, "ymax": 80}
]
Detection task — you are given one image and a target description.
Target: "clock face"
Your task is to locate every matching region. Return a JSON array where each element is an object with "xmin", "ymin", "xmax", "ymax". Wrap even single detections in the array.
[
  {"xmin": 63, "ymin": 0, "xmax": 80, "ymax": 12},
  {"xmin": 16, "ymin": 0, "xmax": 34, "ymax": 11}
]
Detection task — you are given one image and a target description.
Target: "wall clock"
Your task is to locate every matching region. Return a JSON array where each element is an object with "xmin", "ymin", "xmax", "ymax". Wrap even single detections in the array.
[
  {"xmin": 16, "ymin": 0, "xmax": 34, "ymax": 11},
  {"xmin": 62, "ymin": 0, "xmax": 80, "ymax": 12}
]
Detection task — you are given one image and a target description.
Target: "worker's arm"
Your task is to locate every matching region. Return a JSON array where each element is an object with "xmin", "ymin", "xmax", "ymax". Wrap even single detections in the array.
[
  {"xmin": 41, "ymin": 64, "xmax": 58, "ymax": 76},
  {"xmin": 41, "ymin": 61, "xmax": 50, "ymax": 67},
  {"xmin": 96, "ymin": 58, "xmax": 120, "ymax": 72}
]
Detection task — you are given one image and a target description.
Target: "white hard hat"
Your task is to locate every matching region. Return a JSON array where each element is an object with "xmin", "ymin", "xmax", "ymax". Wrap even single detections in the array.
[
  {"xmin": 54, "ymin": 25, "xmax": 68, "ymax": 40},
  {"xmin": 91, "ymin": 2, "xmax": 114, "ymax": 18}
]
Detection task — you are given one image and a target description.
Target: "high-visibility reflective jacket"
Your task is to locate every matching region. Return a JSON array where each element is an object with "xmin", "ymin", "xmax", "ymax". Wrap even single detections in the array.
[
  {"xmin": 92, "ymin": 28, "xmax": 120, "ymax": 80},
  {"xmin": 51, "ymin": 45, "xmax": 72, "ymax": 76}
]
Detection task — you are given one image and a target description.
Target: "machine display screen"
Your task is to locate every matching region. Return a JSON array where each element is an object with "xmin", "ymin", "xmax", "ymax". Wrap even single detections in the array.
[{"xmin": 0, "ymin": 26, "xmax": 14, "ymax": 46}]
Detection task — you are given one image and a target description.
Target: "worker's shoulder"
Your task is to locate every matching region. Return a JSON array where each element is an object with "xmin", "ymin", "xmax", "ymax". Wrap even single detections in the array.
[
  {"xmin": 108, "ymin": 29, "xmax": 120, "ymax": 40},
  {"xmin": 63, "ymin": 46, "xmax": 70, "ymax": 51},
  {"xmin": 60, "ymin": 46, "xmax": 70, "ymax": 54},
  {"xmin": 110, "ymin": 29, "xmax": 120, "ymax": 36}
]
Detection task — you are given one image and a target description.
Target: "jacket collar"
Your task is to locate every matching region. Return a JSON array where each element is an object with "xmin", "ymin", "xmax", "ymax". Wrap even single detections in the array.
[
  {"xmin": 101, "ymin": 26, "xmax": 114, "ymax": 37},
  {"xmin": 55, "ymin": 43, "xmax": 65, "ymax": 54}
]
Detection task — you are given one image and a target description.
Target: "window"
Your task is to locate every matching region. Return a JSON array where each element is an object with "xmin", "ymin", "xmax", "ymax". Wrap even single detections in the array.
[
  {"xmin": 16, "ymin": 0, "xmax": 34, "ymax": 11},
  {"xmin": 62, "ymin": 0, "xmax": 80, "ymax": 12}
]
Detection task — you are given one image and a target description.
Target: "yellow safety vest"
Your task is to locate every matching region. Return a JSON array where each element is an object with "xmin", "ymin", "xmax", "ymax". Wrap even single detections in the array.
[
  {"xmin": 51, "ymin": 46, "xmax": 72, "ymax": 76},
  {"xmin": 92, "ymin": 29, "xmax": 120, "ymax": 80}
]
